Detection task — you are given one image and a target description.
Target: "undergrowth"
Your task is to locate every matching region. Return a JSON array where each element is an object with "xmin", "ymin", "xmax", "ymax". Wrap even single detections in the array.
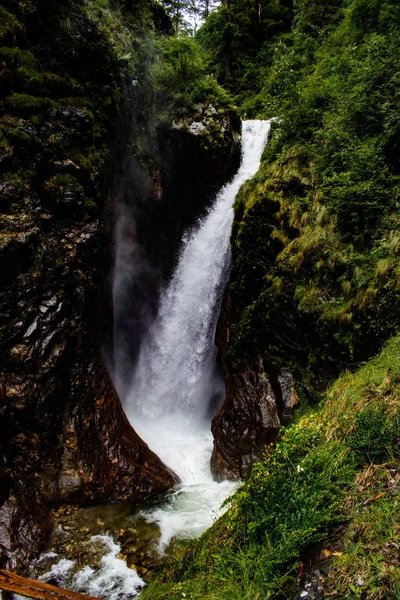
[{"xmin": 222, "ymin": 0, "xmax": 400, "ymax": 401}]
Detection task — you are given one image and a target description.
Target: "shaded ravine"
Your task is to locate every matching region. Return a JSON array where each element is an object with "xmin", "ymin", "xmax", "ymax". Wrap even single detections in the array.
[
  {"xmin": 25, "ymin": 121, "xmax": 270, "ymax": 600},
  {"xmin": 125, "ymin": 120, "xmax": 272, "ymax": 551}
]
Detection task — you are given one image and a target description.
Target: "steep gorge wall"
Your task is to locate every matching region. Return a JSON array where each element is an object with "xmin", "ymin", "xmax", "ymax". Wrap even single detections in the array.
[
  {"xmin": 0, "ymin": 0, "xmax": 179, "ymax": 568},
  {"xmin": 0, "ymin": 0, "xmax": 240, "ymax": 568}
]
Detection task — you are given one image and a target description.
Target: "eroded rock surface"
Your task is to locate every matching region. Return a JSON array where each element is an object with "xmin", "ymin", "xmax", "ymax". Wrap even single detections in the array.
[
  {"xmin": 0, "ymin": 211, "xmax": 179, "ymax": 569},
  {"xmin": 211, "ymin": 357, "xmax": 298, "ymax": 481}
]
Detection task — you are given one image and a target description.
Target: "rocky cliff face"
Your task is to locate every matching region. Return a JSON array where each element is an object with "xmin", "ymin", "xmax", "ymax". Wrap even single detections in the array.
[
  {"xmin": 211, "ymin": 356, "xmax": 298, "ymax": 481},
  {"xmin": 0, "ymin": 210, "xmax": 179, "ymax": 567},
  {"xmin": 211, "ymin": 191, "xmax": 302, "ymax": 481},
  {"xmin": 0, "ymin": 0, "xmax": 241, "ymax": 568}
]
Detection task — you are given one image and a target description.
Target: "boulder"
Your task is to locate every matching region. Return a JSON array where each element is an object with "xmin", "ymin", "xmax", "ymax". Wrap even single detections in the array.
[{"xmin": 211, "ymin": 357, "xmax": 298, "ymax": 481}]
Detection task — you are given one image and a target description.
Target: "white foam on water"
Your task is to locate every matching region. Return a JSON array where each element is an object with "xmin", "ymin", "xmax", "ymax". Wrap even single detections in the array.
[
  {"xmin": 37, "ymin": 535, "xmax": 144, "ymax": 600},
  {"xmin": 133, "ymin": 415, "xmax": 237, "ymax": 550},
  {"xmin": 38, "ymin": 557, "xmax": 76, "ymax": 583},
  {"xmin": 72, "ymin": 535, "xmax": 144, "ymax": 600}
]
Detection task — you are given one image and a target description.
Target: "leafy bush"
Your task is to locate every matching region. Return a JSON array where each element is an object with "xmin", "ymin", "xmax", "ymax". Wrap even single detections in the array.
[
  {"xmin": 153, "ymin": 34, "xmax": 235, "ymax": 119},
  {"xmin": 196, "ymin": 0, "xmax": 294, "ymax": 111},
  {"xmin": 230, "ymin": 420, "xmax": 353, "ymax": 564},
  {"xmin": 155, "ymin": 35, "xmax": 204, "ymax": 93}
]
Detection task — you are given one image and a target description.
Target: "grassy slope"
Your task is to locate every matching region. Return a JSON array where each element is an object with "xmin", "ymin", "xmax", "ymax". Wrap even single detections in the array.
[{"xmin": 143, "ymin": 336, "xmax": 400, "ymax": 599}]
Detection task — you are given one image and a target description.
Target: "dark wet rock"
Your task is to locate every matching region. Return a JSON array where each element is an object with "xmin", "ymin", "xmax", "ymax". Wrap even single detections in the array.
[
  {"xmin": 0, "ymin": 147, "xmax": 13, "ymax": 168},
  {"xmin": 279, "ymin": 366, "xmax": 299, "ymax": 425},
  {"xmin": 211, "ymin": 356, "xmax": 298, "ymax": 481},
  {"xmin": 0, "ymin": 210, "xmax": 179, "ymax": 568},
  {"xmin": 60, "ymin": 182, "xmax": 84, "ymax": 207},
  {"xmin": 0, "ymin": 496, "xmax": 52, "ymax": 570},
  {"xmin": 117, "ymin": 523, "xmax": 161, "ymax": 578},
  {"xmin": 0, "ymin": 182, "xmax": 20, "ymax": 211},
  {"xmin": 0, "ymin": 0, "xmax": 239, "ymax": 571},
  {"xmin": 47, "ymin": 107, "xmax": 93, "ymax": 131}
]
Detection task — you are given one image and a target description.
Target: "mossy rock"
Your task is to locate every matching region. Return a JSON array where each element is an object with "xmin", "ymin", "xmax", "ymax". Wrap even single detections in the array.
[{"xmin": 6, "ymin": 93, "xmax": 53, "ymax": 116}]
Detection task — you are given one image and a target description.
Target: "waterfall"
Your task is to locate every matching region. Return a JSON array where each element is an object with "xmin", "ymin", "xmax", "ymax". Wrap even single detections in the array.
[
  {"xmin": 124, "ymin": 120, "xmax": 271, "ymax": 549},
  {"xmin": 27, "ymin": 121, "xmax": 271, "ymax": 600}
]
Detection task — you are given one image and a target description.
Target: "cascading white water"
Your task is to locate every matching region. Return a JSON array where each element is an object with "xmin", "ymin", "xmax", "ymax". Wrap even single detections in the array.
[
  {"xmin": 125, "ymin": 120, "xmax": 271, "ymax": 550},
  {"xmin": 26, "ymin": 121, "xmax": 271, "ymax": 600}
]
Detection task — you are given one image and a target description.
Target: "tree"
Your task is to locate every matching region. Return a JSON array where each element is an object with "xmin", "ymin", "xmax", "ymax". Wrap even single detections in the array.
[
  {"xmin": 196, "ymin": 0, "xmax": 294, "ymax": 104},
  {"xmin": 159, "ymin": 0, "xmax": 221, "ymax": 34}
]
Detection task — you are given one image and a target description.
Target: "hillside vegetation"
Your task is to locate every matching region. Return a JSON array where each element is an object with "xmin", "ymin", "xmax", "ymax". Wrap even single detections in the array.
[
  {"xmin": 143, "ymin": 337, "xmax": 400, "ymax": 599},
  {"xmin": 224, "ymin": 0, "xmax": 400, "ymax": 396}
]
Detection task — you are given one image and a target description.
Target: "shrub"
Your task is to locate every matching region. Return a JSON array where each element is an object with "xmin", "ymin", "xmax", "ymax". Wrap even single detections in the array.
[{"xmin": 348, "ymin": 405, "xmax": 400, "ymax": 464}]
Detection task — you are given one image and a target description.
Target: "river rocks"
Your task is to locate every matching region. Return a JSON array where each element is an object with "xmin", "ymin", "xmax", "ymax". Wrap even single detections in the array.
[
  {"xmin": 19, "ymin": 504, "xmax": 163, "ymax": 586},
  {"xmin": 116, "ymin": 523, "xmax": 161, "ymax": 578},
  {"xmin": 211, "ymin": 357, "xmax": 298, "ymax": 481}
]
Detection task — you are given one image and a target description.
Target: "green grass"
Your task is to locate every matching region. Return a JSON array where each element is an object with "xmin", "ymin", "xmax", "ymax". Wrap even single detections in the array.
[{"xmin": 142, "ymin": 336, "xmax": 400, "ymax": 599}]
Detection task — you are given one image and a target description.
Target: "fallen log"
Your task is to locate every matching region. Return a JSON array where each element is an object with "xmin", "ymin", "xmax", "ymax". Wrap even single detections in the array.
[{"xmin": 0, "ymin": 570, "xmax": 102, "ymax": 600}]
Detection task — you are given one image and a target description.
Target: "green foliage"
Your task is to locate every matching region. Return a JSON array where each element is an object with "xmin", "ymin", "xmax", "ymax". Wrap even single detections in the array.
[
  {"xmin": 153, "ymin": 32, "xmax": 235, "ymax": 119},
  {"xmin": 221, "ymin": 0, "xmax": 400, "ymax": 396},
  {"xmin": 0, "ymin": 5, "xmax": 23, "ymax": 43},
  {"xmin": 348, "ymin": 405, "xmax": 400, "ymax": 464},
  {"xmin": 230, "ymin": 421, "xmax": 352, "ymax": 564},
  {"xmin": 6, "ymin": 93, "xmax": 52, "ymax": 115},
  {"xmin": 331, "ymin": 492, "xmax": 400, "ymax": 599},
  {"xmin": 196, "ymin": 0, "xmax": 294, "ymax": 113},
  {"xmin": 155, "ymin": 34, "xmax": 205, "ymax": 94}
]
